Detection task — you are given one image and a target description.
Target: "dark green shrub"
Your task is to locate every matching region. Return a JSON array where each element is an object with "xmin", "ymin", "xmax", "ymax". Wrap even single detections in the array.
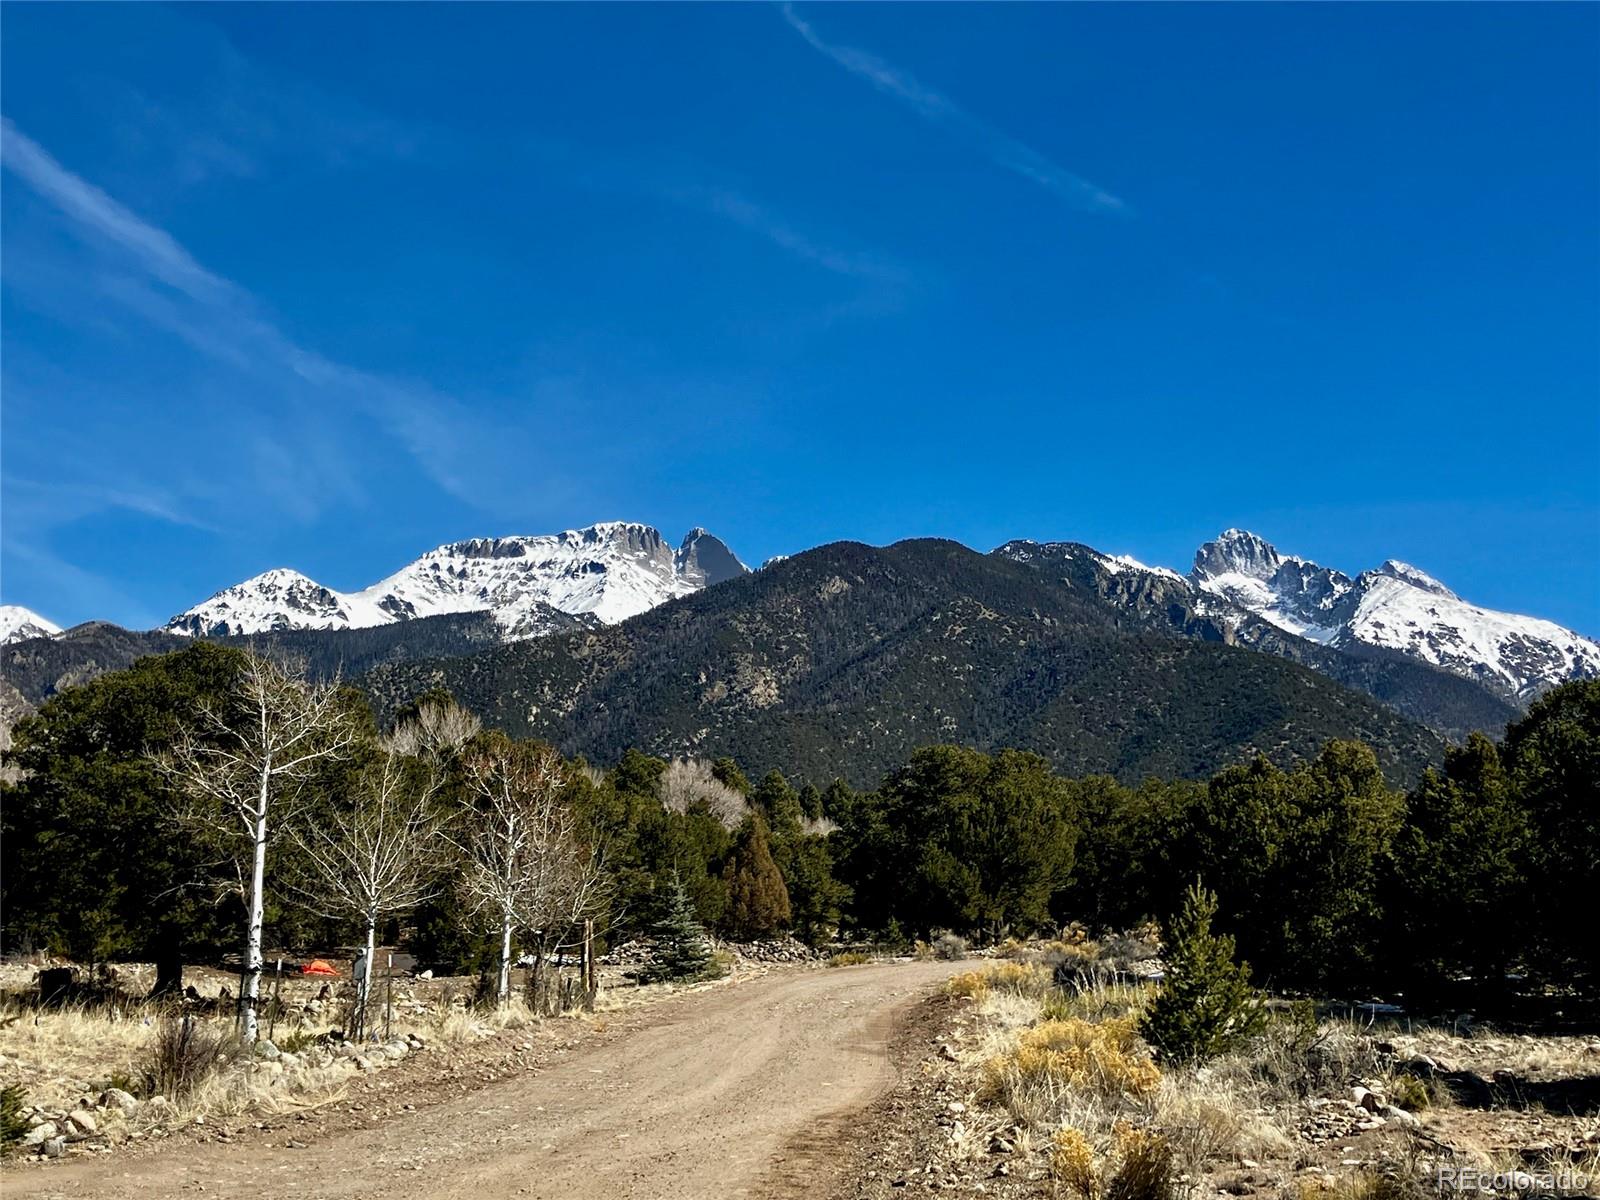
[
  {"xmin": 1, "ymin": 1084, "xmax": 29, "ymax": 1153},
  {"xmin": 1140, "ymin": 882, "xmax": 1265, "ymax": 1064}
]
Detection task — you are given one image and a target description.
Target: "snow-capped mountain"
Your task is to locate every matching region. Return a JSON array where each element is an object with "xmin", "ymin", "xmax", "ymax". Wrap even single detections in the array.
[
  {"xmin": 164, "ymin": 569, "xmax": 393, "ymax": 637},
  {"xmin": 0, "ymin": 605, "xmax": 61, "ymax": 645},
  {"xmin": 165, "ymin": 523, "xmax": 748, "ymax": 640},
  {"xmin": 997, "ymin": 530, "xmax": 1599, "ymax": 704},
  {"xmin": 1188, "ymin": 530, "xmax": 1600, "ymax": 702}
]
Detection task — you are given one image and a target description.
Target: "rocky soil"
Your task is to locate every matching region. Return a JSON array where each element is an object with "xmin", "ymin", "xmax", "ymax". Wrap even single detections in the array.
[{"xmin": 830, "ymin": 990, "xmax": 1600, "ymax": 1198}]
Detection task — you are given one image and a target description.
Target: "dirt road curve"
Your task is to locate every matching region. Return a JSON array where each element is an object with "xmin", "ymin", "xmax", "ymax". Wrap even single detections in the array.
[{"xmin": 9, "ymin": 960, "xmax": 962, "ymax": 1200}]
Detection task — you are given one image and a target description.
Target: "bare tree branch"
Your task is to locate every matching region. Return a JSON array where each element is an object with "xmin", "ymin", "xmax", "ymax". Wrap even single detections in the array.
[
  {"xmin": 450, "ymin": 743, "xmax": 610, "ymax": 1003},
  {"xmin": 157, "ymin": 654, "xmax": 358, "ymax": 1042},
  {"xmin": 659, "ymin": 757, "xmax": 748, "ymax": 831},
  {"xmin": 285, "ymin": 750, "xmax": 445, "ymax": 1037}
]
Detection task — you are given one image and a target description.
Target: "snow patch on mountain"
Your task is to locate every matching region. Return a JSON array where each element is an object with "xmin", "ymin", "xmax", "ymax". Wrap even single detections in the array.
[
  {"xmin": 1189, "ymin": 530, "xmax": 1599, "ymax": 701},
  {"xmin": 1343, "ymin": 572, "xmax": 1598, "ymax": 699},
  {"xmin": 1102, "ymin": 554, "xmax": 1184, "ymax": 582},
  {"xmin": 1002, "ymin": 528, "xmax": 1598, "ymax": 702},
  {"xmin": 165, "ymin": 523, "xmax": 748, "ymax": 640},
  {"xmin": 998, "ymin": 539, "xmax": 1182, "ymax": 582},
  {"xmin": 0, "ymin": 605, "xmax": 62, "ymax": 645},
  {"xmin": 165, "ymin": 569, "xmax": 393, "ymax": 637}
]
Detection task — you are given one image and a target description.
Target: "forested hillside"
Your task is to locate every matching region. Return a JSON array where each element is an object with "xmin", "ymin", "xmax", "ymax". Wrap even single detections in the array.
[
  {"xmin": 0, "ymin": 612, "xmax": 511, "ymax": 709},
  {"xmin": 362, "ymin": 539, "xmax": 1447, "ymax": 785},
  {"xmin": 996, "ymin": 540, "xmax": 1519, "ymax": 740}
]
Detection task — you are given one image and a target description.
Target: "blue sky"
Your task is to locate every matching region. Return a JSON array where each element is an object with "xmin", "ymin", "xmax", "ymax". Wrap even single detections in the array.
[{"xmin": 2, "ymin": 3, "xmax": 1597, "ymax": 634}]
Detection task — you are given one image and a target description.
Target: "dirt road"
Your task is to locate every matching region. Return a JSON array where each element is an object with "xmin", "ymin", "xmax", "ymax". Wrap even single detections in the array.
[{"xmin": 9, "ymin": 960, "xmax": 962, "ymax": 1200}]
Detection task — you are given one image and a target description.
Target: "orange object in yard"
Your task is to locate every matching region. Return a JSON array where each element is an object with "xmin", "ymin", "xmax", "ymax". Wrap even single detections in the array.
[{"xmin": 299, "ymin": 959, "xmax": 340, "ymax": 976}]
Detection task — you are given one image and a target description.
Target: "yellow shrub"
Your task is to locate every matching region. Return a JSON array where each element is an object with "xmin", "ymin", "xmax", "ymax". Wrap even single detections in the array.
[
  {"xmin": 947, "ymin": 969, "xmax": 993, "ymax": 998},
  {"xmin": 1052, "ymin": 1126, "xmax": 1099, "ymax": 1198},
  {"xmin": 985, "ymin": 1016, "xmax": 1161, "ymax": 1107},
  {"xmin": 1052, "ymin": 1122, "xmax": 1175, "ymax": 1200},
  {"xmin": 945, "ymin": 961, "xmax": 1052, "ymax": 1001},
  {"xmin": 1389, "ymin": 1073, "xmax": 1431, "ymax": 1112},
  {"xmin": 827, "ymin": 950, "xmax": 871, "ymax": 967},
  {"xmin": 1044, "ymin": 979, "xmax": 1153, "ymax": 1023},
  {"xmin": 1107, "ymin": 1124, "xmax": 1177, "ymax": 1200},
  {"xmin": 987, "ymin": 961, "xmax": 1053, "ymax": 995}
]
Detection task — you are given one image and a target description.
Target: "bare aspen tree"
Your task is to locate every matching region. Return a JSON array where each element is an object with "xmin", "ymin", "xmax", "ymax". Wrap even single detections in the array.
[
  {"xmin": 658, "ymin": 757, "xmax": 748, "ymax": 830},
  {"xmin": 455, "ymin": 743, "xmax": 609, "ymax": 1003},
  {"xmin": 286, "ymin": 750, "xmax": 444, "ymax": 1038},
  {"xmin": 161, "ymin": 654, "xmax": 358, "ymax": 1042},
  {"xmin": 385, "ymin": 696, "xmax": 480, "ymax": 764}
]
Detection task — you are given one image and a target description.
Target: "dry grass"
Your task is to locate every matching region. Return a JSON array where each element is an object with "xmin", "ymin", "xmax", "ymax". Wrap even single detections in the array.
[
  {"xmin": 0, "ymin": 1000, "xmax": 154, "ymax": 1106},
  {"xmin": 827, "ymin": 951, "xmax": 872, "ymax": 968},
  {"xmin": 951, "ymin": 942, "xmax": 1359, "ymax": 1185},
  {"xmin": 956, "ymin": 940, "xmax": 1600, "ymax": 1200},
  {"xmin": 0, "ymin": 986, "xmax": 578, "ymax": 1124},
  {"xmin": 1208, "ymin": 1013, "xmax": 1387, "ymax": 1107},
  {"xmin": 147, "ymin": 1016, "xmax": 229, "ymax": 1100},
  {"xmin": 981, "ymin": 1016, "xmax": 1161, "ymax": 1129},
  {"xmin": 1151, "ymin": 1067, "xmax": 1296, "ymax": 1173},
  {"xmin": 1051, "ymin": 1122, "xmax": 1179, "ymax": 1200},
  {"xmin": 426, "ymin": 996, "xmax": 542, "ymax": 1047},
  {"xmin": 0, "ymin": 999, "xmax": 367, "ymax": 1138},
  {"xmin": 166, "ymin": 1059, "xmax": 352, "ymax": 1123},
  {"xmin": 947, "ymin": 961, "xmax": 1054, "ymax": 1001},
  {"xmin": 1292, "ymin": 1173, "xmax": 1429, "ymax": 1200},
  {"xmin": 1043, "ymin": 977, "xmax": 1152, "ymax": 1024},
  {"xmin": 1407, "ymin": 1026, "xmax": 1600, "ymax": 1082}
]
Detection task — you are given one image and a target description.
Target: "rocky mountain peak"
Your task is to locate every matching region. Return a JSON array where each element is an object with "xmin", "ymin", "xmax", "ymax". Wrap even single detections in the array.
[
  {"xmin": 164, "ymin": 522, "xmax": 745, "ymax": 639},
  {"xmin": 0, "ymin": 605, "xmax": 62, "ymax": 646},
  {"xmin": 1367, "ymin": 560, "xmax": 1457, "ymax": 599},
  {"xmin": 676, "ymin": 529, "xmax": 749, "ymax": 588},
  {"xmin": 1191, "ymin": 529, "xmax": 1283, "ymax": 582}
]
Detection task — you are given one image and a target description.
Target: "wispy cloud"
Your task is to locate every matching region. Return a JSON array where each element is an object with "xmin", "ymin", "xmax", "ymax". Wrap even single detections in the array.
[
  {"xmin": 779, "ymin": 3, "xmax": 1125, "ymax": 215},
  {"xmin": 668, "ymin": 181, "xmax": 909, "ymax": 285},
  {"xmin": 0, "ymin": 117, "xmax": 480, "ymax": 508},
  {"xmin": 1, "ymin": 119, "xmax": 232, "ymax": 303}
]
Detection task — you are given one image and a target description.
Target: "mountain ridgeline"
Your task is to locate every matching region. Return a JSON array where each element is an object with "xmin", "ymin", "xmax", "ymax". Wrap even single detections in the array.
[
  {"xmin": 8, "ymin": 521, "xmax": 1597, "ymax": 787},
  {"xmin": 993, "ymin": 540, "xmax": 1519, "ymax": 741},
  {"xmin": 360, "ymin": 538, "xmax": 1449, "ymax": 786},
  {"xmin": 162, "ymin": 523, "xmax": 750, "ymax": 639}
]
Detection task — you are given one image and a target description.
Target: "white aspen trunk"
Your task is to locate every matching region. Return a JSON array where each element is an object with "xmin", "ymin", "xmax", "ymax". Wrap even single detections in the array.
[
  {"xmin": 498, "ymin": 910, "xmax": 513, "ymax": 1004},
  {"xmin": 360, "ymin": 918, "xmax": 377, "ymax": 1040},
  {"xmin": 242, "ymin": 779, "xmax": 269, "ymax": 1043}
]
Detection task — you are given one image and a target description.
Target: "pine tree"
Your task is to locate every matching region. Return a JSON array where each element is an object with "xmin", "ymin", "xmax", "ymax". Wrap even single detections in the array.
[
  {"xmin": 1503, "ymin": 680, "xmax": 1600, "ymax": 979},
  {"xmin": 1140, "ymin": 881, "xmax": 1266, "ymax": 1064},
  {"xmin": 1, "ymin": 1084, "xmax": 29, "ymax": 1152},
  {"xmin": 0, "ymin": 643, "xmax": 249, "ymax": 997},
  {"xmin": 1390, "ymin": 733, "xmax": 1530, "ymax": 991},
  {"xmin": 640, "ymin": 871, "xmax": 713, "ymax": 983},
  {"xmin": 722, "ymin": 816, "xmax": 792, "ymax": 941}
]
